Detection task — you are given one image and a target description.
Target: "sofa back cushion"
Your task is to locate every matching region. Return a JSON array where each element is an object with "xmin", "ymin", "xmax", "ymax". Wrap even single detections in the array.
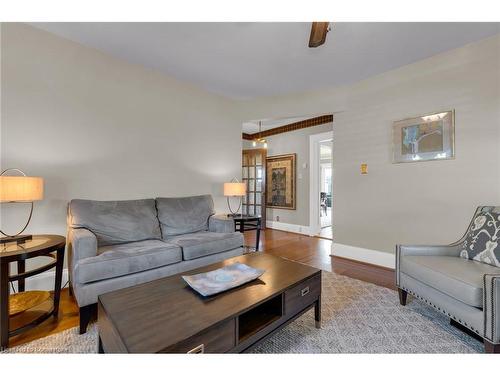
[
  {"xmin": 156, "ymin": 195, "xmax": 214, "ymax": 238},
  {"xmin": 68, "ymin": 199, "xmax": 161, "ymax": 246},
  {"xmin": 460, "ymin": 206, "xmax": 500, "ymax": 267}
]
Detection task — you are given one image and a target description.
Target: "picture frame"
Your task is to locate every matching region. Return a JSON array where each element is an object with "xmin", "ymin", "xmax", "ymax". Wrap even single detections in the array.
[
  {"xmin": 392, "ymin": 110, "xmax": 455, "ymax": 163},
  {"xmin": 266, "ymin": 153, "xmax": 296, "ymax": 210}
]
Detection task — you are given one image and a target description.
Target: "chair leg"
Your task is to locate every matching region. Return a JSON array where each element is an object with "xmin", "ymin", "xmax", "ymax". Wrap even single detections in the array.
[
  {"xmin": 79, "ymin": 304, "xmax": 97, "ymax": 334},
  {"xmin": 484, "ymin": 341, "xmax": 500, "ymax": 353},
  {"xmin": 398, "ymin": 288, "xmax": 407, "ymax": 306}
]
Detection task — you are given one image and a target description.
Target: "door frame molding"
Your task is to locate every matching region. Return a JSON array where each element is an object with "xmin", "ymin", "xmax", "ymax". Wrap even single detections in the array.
[{"xmin": 309, "ymin": 131, "xmax": 333, "ymax": 236}]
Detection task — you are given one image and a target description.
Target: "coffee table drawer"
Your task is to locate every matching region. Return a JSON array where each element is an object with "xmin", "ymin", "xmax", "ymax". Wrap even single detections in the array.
[
  {"xmin": 285, "ymin": 274, "xmax": 321, "ymax": 315},
  {"xmin": 162, "ymin": 319, "xmax": 235, "ymax": 353}
]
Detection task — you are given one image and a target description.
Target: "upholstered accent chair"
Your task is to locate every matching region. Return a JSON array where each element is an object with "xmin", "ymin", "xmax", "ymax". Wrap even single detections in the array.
[
  {"xmin": 396, "ymin": 206, "xmax": 500, "ymax": 353},
  {"xmin": 67, "ymin": 195, "xmax": 244, "ymax": 334}
]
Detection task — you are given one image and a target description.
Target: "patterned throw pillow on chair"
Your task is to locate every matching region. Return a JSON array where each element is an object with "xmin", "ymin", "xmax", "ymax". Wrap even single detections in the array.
[{"xmin": 460, "ymin": 207, "xmax": 500, "ymax": 267}]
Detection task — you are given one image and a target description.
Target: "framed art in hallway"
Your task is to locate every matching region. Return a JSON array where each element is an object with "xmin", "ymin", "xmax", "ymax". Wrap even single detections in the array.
[
  {"xmin": 392, "ymin": 110, "xmax": 455, "ymax": 163},
  {"xmin": 266, "ymin": 153, "xmax": 296, "ymax": 210}
]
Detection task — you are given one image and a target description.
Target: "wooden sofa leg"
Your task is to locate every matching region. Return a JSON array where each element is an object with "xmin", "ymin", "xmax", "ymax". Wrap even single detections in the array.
[
  {"xmin": 484, "ymin": 341, "xmax": 500, "ymax": 353},
  {"xmin": 79, "ymin": 304, "xmax": 97, "ymax": 334},
  {"xmin": 398, "ymin": 288, "xmax": 408, "ymax": 306}
]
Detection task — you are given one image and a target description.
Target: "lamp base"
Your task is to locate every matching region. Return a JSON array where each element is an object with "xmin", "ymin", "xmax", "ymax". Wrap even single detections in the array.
[{"xmin": 0, "ymin": 234, "xmax": 32, "ymax": 245}]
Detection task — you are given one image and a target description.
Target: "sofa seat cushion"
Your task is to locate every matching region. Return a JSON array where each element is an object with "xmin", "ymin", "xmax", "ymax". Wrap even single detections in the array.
[
  {"xmin": 69, "ymin": 199, "xmax": 161, "ymax": 246},
  {"xmin": 74, "ymin": 240, "xmax": 182, "ymax": 284},
  {"xmin": 400, "ymin": 255, "xmax": 500, "ymax": 307},
  {"xmin": 165, "ymin": 231, "xmax": 243, "ymax": 261}
]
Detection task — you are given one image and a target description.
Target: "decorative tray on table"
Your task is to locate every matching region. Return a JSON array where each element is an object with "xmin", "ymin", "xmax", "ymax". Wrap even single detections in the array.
[{"xmin": 182, "ymin": 262, "xmax": 265, "ymax": 297}]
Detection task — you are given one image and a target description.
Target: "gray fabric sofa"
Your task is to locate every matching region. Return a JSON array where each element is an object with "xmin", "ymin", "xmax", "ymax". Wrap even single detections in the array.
[
  {"xmin": 67, "ymin": 195, "xmax": 244, "ymax": 333},
  {"xmin": 396, "ymin": 206, "xmax": 500, "ymax": 353}
]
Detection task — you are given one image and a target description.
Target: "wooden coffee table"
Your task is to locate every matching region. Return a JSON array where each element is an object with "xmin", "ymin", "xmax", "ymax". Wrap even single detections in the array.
[{"xmin": 98, "ymin": 253, "xmax": 321, "ymax": 353}]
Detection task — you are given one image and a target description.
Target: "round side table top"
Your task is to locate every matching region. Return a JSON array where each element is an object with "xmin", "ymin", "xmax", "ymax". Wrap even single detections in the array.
[{"xmin": 0, "ymin": 234, "xmax": 65, "ymax": 260}]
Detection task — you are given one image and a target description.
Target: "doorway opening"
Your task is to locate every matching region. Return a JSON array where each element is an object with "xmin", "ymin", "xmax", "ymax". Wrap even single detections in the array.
[
  {"xmin": 319, "ymin": 140, "xmax": 333, "ymax": 239},
  {"xmin": 242, "ymin": 114, "xmax": 333, "ymax": 241},
  {"xmin": 309, "ymin": 131, "xmax": 333, "ymax": 239}
]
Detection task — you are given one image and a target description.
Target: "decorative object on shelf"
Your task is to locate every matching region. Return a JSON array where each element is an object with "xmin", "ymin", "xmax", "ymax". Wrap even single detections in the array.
[
  {"xmin": 252, "ymin": 121, "xmax": 268, "ymax": 149},
  {"xmin": 182, "ymin": 262, "xmax": 265, "ymax": 297},
  {"xmin": 392, "ymin": 110, "xmax": 455, "ymax": 163},
  {"xmin": 224, "ymin": 178, "xmax": 246, "ymax": 216},
  {"xmin": 0, "ymin": 169, "xmax": 44, "ymax": 245},
  {"xmin": 266, "ymin": 153, "xmax": 296, "ymax": 210}
]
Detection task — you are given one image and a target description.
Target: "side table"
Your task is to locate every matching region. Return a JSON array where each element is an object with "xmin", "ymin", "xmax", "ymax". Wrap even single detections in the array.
[
  {"xmin": 233, "ymin": 215, "xmax": 262, "ymax": 251},
  {"xmin": 0, "ymin": 234, "xmax": 65, "ymax": 350}
]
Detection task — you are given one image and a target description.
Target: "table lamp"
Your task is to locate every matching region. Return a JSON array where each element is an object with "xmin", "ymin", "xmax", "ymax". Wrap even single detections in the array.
[
  {"xmin": 223, "ymin": 178, "xmax": 246, "ymax": 217},
  {"xmin": 0, "ymin": 168, "xmax": 44, "ymax": 244}
]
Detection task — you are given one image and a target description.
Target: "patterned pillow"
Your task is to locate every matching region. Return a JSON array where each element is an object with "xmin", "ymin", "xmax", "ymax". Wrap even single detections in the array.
[{"xmin": 460, "ymin": 207, "xmax": 500, "ymax": 267}]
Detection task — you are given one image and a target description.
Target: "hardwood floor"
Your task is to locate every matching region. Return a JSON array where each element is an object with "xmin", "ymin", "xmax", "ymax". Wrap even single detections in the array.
[
  {"xmin": 318, "ymin": 225, "xmax": 333, "ymax": 239},
  {"xmin": 245, "ymin": 229, "xmax": 395, "ymax": 290},
  {"xmin": 9, "ymin": 288, "xmax": 80, "ymax": 348},
  {"xmin": 7, "ymin": 228, "xmax": 395, "ymax": 348}
]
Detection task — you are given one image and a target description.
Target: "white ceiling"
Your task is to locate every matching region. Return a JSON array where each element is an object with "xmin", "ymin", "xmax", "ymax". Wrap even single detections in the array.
[{"xmin": 31, "ymin": 22, "xmax": 500, "ymax": 99}]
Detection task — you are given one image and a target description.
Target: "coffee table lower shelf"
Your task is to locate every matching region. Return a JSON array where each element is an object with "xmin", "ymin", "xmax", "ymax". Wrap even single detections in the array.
[{"xmin": 232, "ymin": 299, "xmax": 320, "ymax": 353}]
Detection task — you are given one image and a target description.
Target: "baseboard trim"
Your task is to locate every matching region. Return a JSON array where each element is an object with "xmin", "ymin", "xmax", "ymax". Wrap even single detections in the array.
[
  {"xmin": 12, "ymin": 269, "xmax": 69, "ymax": 292},
  {"xmin": 331, "ymin": 243, "xmax": 395, "ymax": 269},
  {"xmin": 266, "ymin": 221, "xmax": 313, "ymax": 236}
]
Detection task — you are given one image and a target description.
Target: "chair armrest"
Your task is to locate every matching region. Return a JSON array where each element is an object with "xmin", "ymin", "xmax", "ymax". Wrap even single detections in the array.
[
  {"xmin": 395, "ymin": 243, "xmax": 462, "ymax": 286},
  {"xmin": 208, "ymin": 215, "xmax": 235, "ymax": 233},
  {"xmin": 397, "ymin": 243, "xmax": 462, "ymax": 257},
  {"xmin": 67, "ymin": 228, "xmax": 98, "ymax": 277},
  {"xmin": 484, "ymin": 274, "xmax": 500, "ymax": 344}
]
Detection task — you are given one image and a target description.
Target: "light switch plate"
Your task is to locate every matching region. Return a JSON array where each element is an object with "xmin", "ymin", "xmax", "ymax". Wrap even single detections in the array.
[{"xmin": 361, "ymin": 163, "xmax": 368, "ymax": 174}]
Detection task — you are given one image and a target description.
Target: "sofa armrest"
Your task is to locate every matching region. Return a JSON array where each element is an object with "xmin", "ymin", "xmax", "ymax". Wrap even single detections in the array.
[
  {"xmin": 67, "ymin": 228, "xmax": 98, "ymax": 279},
  {"xmin": 208, "ymin": 215, "xmax": 235, "ymax": 233},
  {"xmin": 484, "ymin": 274, "xmax": 500, "ymax": 344},
  {"xmin": 395, "ymin": 243, "xmax": 462, "ymax": 286}
]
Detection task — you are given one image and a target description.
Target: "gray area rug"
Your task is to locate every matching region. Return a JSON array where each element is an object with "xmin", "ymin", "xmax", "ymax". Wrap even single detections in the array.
[{"xmin": 3, "ymin": 270, "xmax": 483, "ymax": 353}]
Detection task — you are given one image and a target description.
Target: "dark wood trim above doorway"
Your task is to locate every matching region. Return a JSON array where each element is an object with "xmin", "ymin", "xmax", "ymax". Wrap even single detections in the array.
[{"xmin": 242, "ymin": 114, "xmax": 333, "ymax": 140}]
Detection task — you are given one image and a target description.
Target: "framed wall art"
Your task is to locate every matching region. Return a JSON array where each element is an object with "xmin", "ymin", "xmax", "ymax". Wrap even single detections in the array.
[
  {"xmin": 392, "ymin": 110, "xmax": 455, "ymax": 163},
  {"xmin": 266, "ymin": 153, "xmax": 296, "ymax": 210}
]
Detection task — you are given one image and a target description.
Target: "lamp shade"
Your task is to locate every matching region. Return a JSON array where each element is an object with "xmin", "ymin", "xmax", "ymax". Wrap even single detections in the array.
[
  {"xmin": 0, "ymin": 176, "xmax": 44, "ymax": 202},
  {"xmin": 224, "ymin": 182, "xmax": 246, "ymax": 197}
]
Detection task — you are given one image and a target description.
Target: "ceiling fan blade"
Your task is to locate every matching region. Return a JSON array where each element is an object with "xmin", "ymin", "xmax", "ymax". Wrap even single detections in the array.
[{"xmin": 309, "ymin": 22, "xmax": 330, "ymax": 48}]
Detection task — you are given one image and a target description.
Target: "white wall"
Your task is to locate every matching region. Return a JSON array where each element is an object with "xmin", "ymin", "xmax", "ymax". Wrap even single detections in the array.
[
  {"xmin": 2, "ymin": 23, "xmax": 499, "ymax": 262},
  {"xmin": 236, "ymin": 35, "xmax": 500, "ymax": 254},
  {"xmin": 0, "ymin": 24, "xmax": 241, "ymax": 243}
]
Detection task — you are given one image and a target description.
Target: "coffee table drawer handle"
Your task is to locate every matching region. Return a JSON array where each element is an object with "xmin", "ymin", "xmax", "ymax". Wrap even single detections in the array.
[
  {"xmin": 301, "ymin": 286, "xmax": 310, "ymax": 296},
  {"xmin": 187, "ymin": 343, "xmax": 205, "ymax": 354}
]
